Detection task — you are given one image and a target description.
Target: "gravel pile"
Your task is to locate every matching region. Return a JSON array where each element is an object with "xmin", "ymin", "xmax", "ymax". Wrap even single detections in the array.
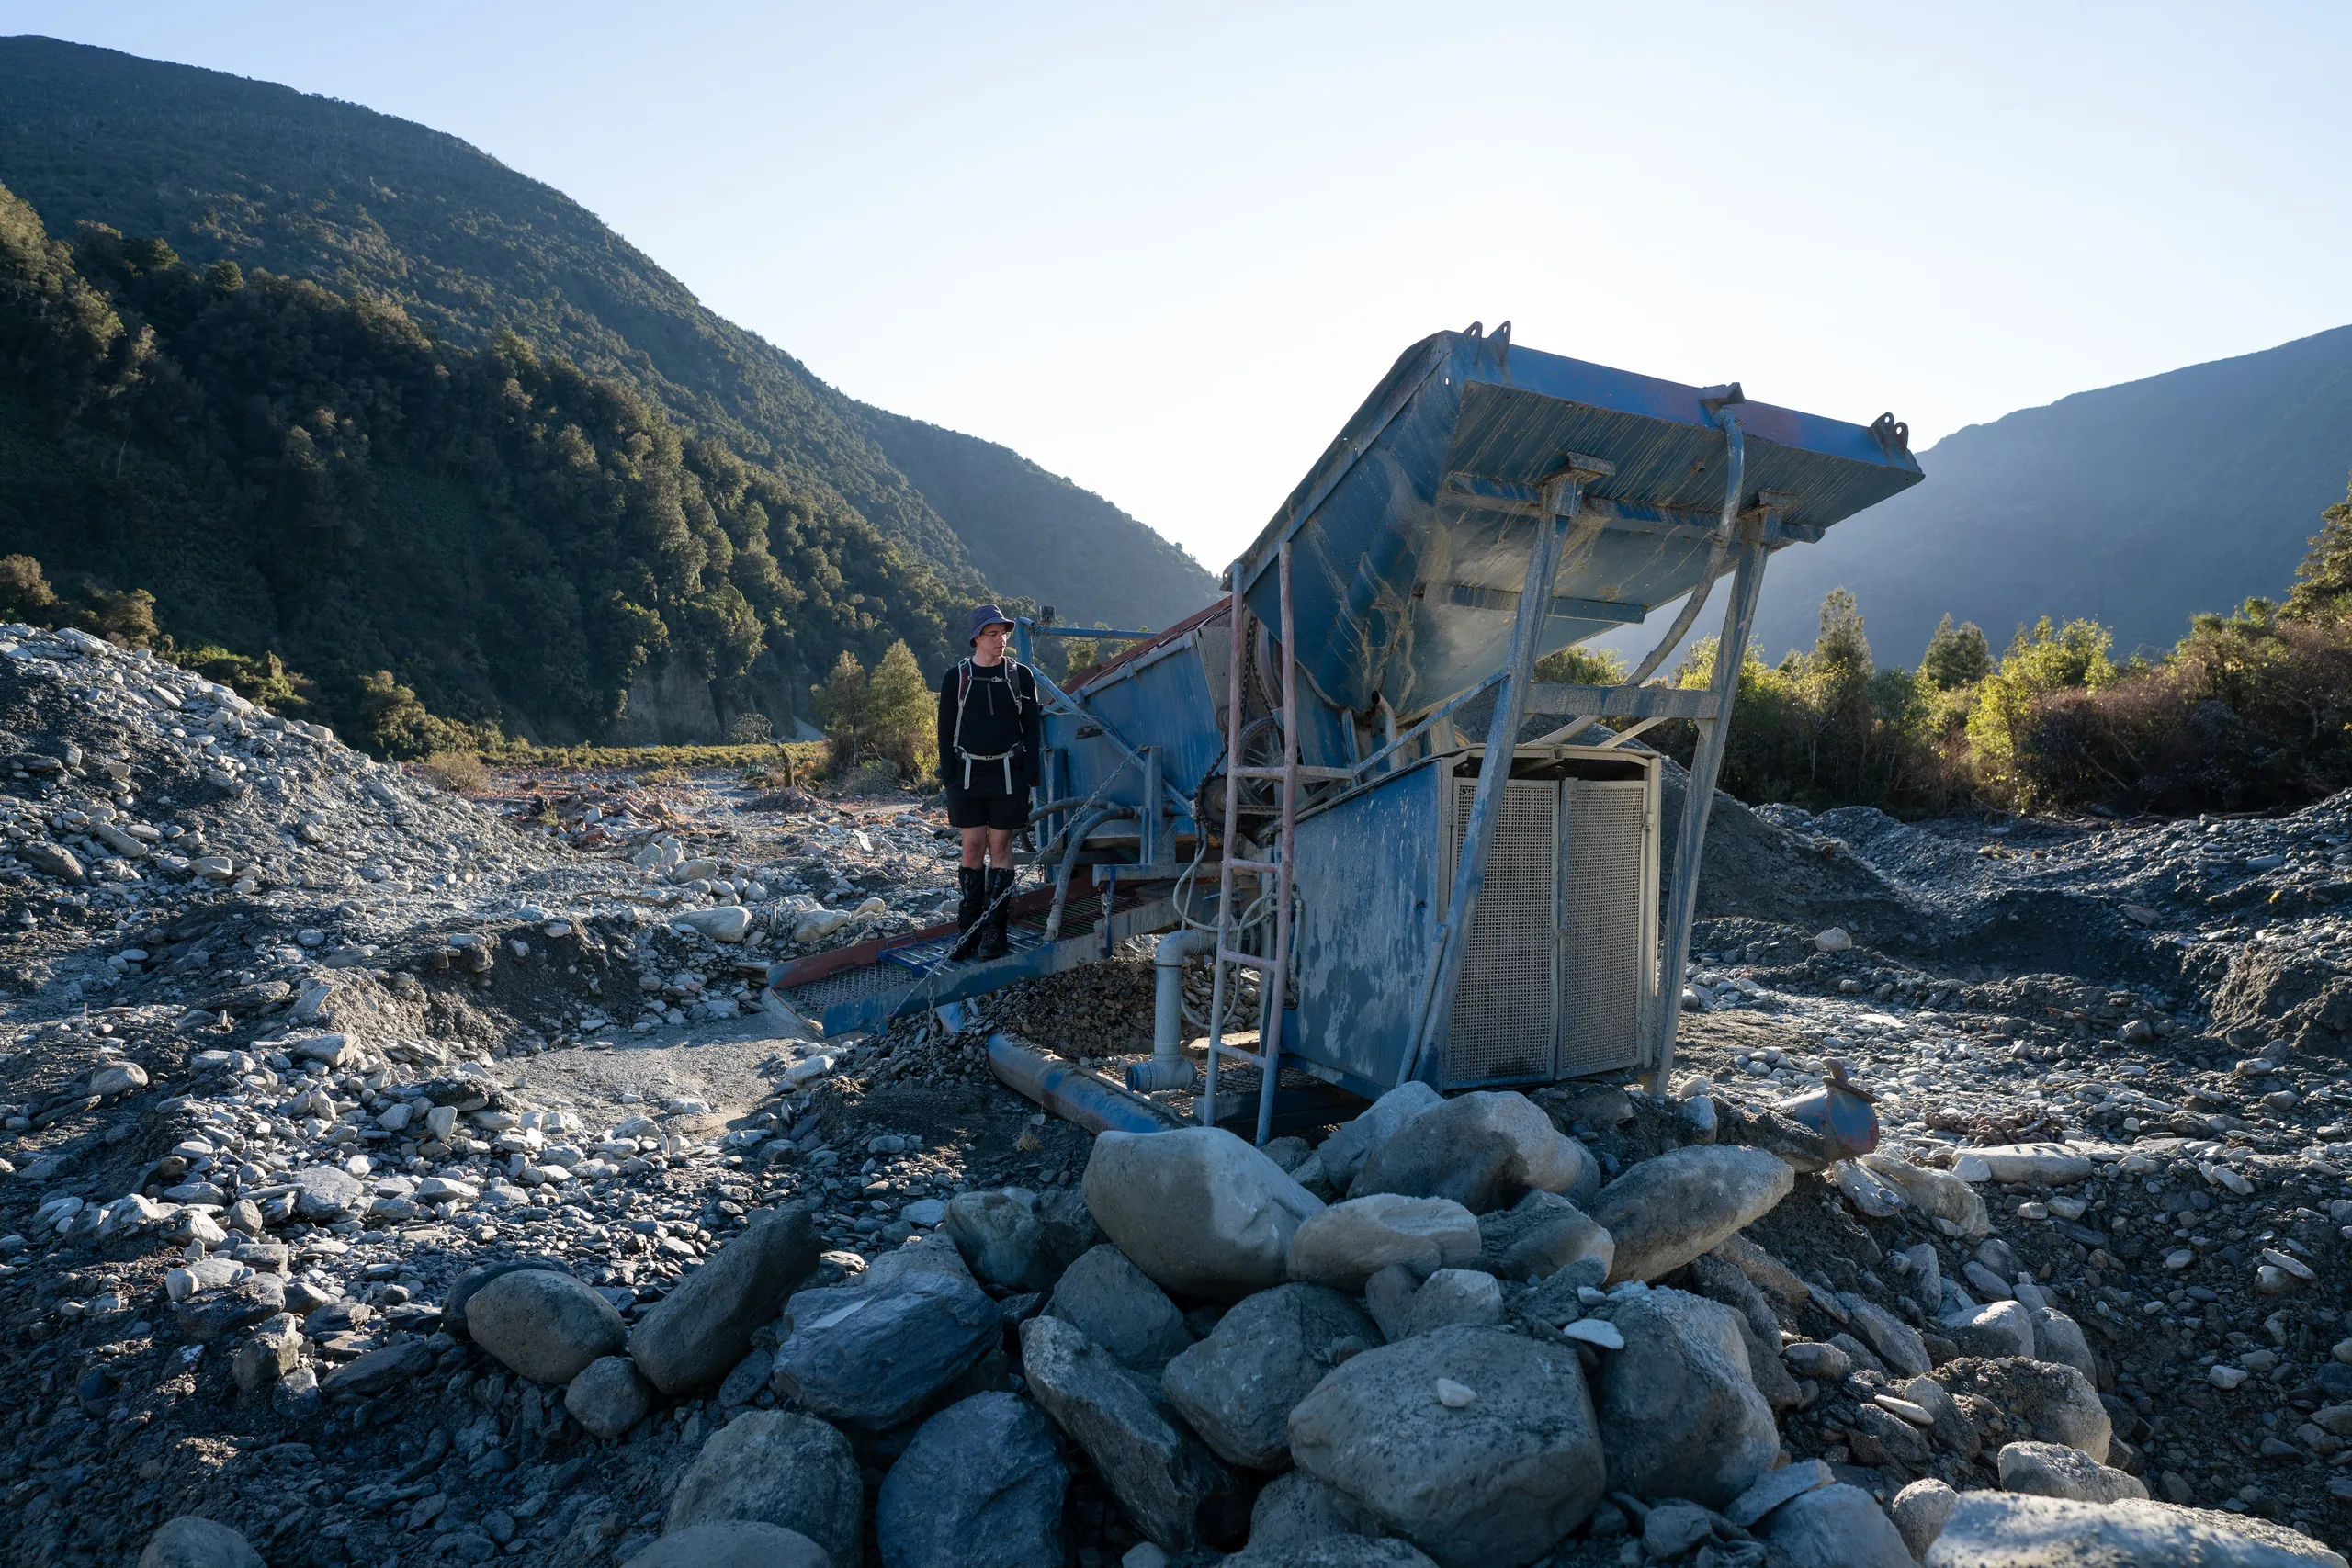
[{"xmin": 4, "ymin": 622, "xmax": 2352, "ymax": 1565}]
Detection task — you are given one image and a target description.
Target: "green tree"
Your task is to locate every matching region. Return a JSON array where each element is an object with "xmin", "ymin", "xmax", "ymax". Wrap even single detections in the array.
[
  {"xmin": 1532, "ymin": 643, "xmax": 1630, "ymax": 685},
  {"xmin": 1813, "ymin": 587, "xmax": 1871, "ymax": 674},
  {"xmin": 2284, "ymin": 473, "xmax": 2352, "ymax": 622},
  {"xmin": 813, "ymin": 649, "xmax": 870, "ymax": 773},
  {"xmin": 0, "ymin": 554, "xmax": 59, "ymax": 621},
  {"xmin": 865, "ymin": 639, "xmax": 933, "ymax": 778},
  {"xmin": 1965, "ymin": 616, "xmax": 2117, "ymax": 805},
  {"xmin": 1918, "ymin": 614, "xmax": 1992, "ymax": 690}
]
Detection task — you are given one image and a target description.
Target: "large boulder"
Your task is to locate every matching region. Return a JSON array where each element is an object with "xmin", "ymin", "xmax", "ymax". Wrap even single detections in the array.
[
  {"xmin": 1942, "ymin": 1300, "xmax": 2039, "ymax": 1360},
  {"xmin": 943, "ymin": 1190, "xmax": 1056, "ymax": 1292},
  {"xmin": 567, "ymin": 1356, "xmax": 653, "ymax": 1438},
  {"xmin": 1018, "ymin": 1314, "xmax": 1247, "ymax": 1551},
  {"xmin": 1593, "ymin": 1287, "xmax": 1776, "ymax": 1508},
  {"xmin": 1241, "ymin": 1470, "xmax": 1385, "ymax": 1553},
  {"xmin": 771, "ymin": 1258, "xmax": 1000, "ymax": 1429},
  {"xmin": 1996, "ymin": 1440, "xmax": 2148, "ymax": 1504},
  {"xmin": 444, "ymin": 1258, "xmax": 570, "ymax": 1341},
  {"xmin": 1347, "ymin": 1092, "xmax": 1588, "ymax": 1215},
  {"xmin": 622, "ymin": 1524, "xmax": 832, "ymax": 1568},
  {"xmin": 1473, "ymin": 1190, "xmax": 1613, "ymax": 1283},
  {"xmin": 1286, "ymin": 1325, "xmax": 1606, "ymax": 1568},
  {"xmin": 1934, "ymin": 1357, "xmax": 2111, "ymax": 1462},
  {"xmin": 1286, "ymin": 1195, "xmax": 1480, "ymax": 1292},
  {"xmin": 1683, "ymin": 1255, "xmax": 1801, "ymax": 1410},
  {"xmin": 292, "ymin": 1165, "xmax": 363, "ymax": 1221},
  {"xmin": 1890, "ymin": 1479, "xmax": 1961, "ymax": 1562},
  {"xmin": 1162, "ymin": 1283, "xmax": 1379, "ymax": 1470},
  {"xmin": 1318, "ymin": 1083, "xmax": 1443, "ymax": 1191},
  {"xmin": 1926, "ymin": 1492, "xmax": 2348, "ymax": 1567},
  {"xmin": 667, "ymin": 1409, "xmax": 863, "ymax": 1566},
  {"xmin": 2030, "ymin": 1305, "xmax": 2098, "ymax": 1382},
  {"xmin": 1048, "ymin": 1245, "xmax": 1192, "ymax": 1372},
  {"xmin": 1364, "ymin": 1267, "xmax": 1504, "ymax": 1342},
  {"xmin": 139, "ymin": 1517, "xmax": 264, "ymax": 1568},
  {"xmin": 1858, "ymin": 1153, "xmax": 1990, "ymax": 1241},
  {"xmin": 1588, "ymin": 1147, "xmax": 1794, "ymax": 1284},
  {"xmin": 630, "ymin": 1204, "xmax": 819, "ymax": 1393},
  {"xmin": 1227, "ymin": 1542, "xmax": 1440, "ymax": 1568},
  {"xmin": 1767, "ymin": 1483, "xmax": 1915, "ymax": 1568},
  {"xmin": 876, "ymin": 1393, "xmax": 1067, "ymax": 1568},
  {"xmin": 466, "ymin": 1269, "xmax": 627, "ymax": 1385},
  {"xmin": 1227, "ymin": 1541, "xmax": 1440, "ymax": 1567},
  {"xmin": 1082, "ymin": 1128, "xmax": 1324, "ymax": 1301}
]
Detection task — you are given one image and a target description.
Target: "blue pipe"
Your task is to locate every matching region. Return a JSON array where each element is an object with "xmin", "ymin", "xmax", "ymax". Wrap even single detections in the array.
[{"xmin": 986, "ymin": 1034, "xmax": 1168, "ymax": 1134}]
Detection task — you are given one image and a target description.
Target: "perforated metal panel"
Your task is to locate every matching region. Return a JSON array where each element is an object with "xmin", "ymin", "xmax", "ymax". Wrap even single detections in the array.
[
  {"xmin": 1442, "ymin": 777, "xmax": 1559, "ymax": 1086},
  {"xmin": 1557, "ymin": 779, "xmax": 1652, "ymax": 1077}
]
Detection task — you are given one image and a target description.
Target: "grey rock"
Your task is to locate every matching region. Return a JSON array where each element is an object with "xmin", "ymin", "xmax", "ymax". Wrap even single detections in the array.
[
  {"xmin": 1899, "ymin": 1241, "xmax": 1944, "ymax": 1312},
  {"xmin": 1901, "ymin": 1374, "xmax": 1983, "ymax": 1463},
  {"xmin": 773, "ymin": 1259, "xmax": 999, "ymax": 1429},
  {"xmin": 1830, "ymin": 1330, "xmax": 1889, "ymax": 1377},
  {"xmin": 1925, "ymin": 1492, "xmax": 2348, "ymax": 1567},
  {"xmin": 1996, "ymin": 1440, "xmax": 2149, "ymax": 1504},
  {"xmin": 718, "ymin": 1348, "xmax": 773, "ymax": 1407},
  {"xmin": 467, "ymin": 1269, "xmax": 628, "ymax": 1385},
  {"xmin": 1781, "ymin": 1341, "xmax": 1850, "ymax": 1382},
  {"xmin": 291, "ymin": 1165, "xmax": 363, "ymax": 1220},
  {"xmin": 1768, "ymin": 1483, "xmax": 1914, "ymax": 1568},
  {"xmin": 1685, "ymin": 1255, "xmax": 1801, "ymax": 1409},
  {"xmin": 1319, "ymin": 1082, "xmax": 1443, "ymax": 1191},
  {"xmin": 1890, "ymin": 1479, "xmax": 1960, "ymax": 1562},
  {"xmin": 1935, "ymin": 1357, "xmax": 2111, "ymax": 1463},
  {"xmin": 944, "ymin": 1190, "xmax": 1055, "ymax": 1292},
  {"xmin": 2029, "ymin": 1306, "xmax": 2098, "ymax": 1382},
  {"xmin": 319, "ymin": 1339, "xmax": 433, "ymax": 1400},
  {"xmin": 1287, "ymin": 1325, "xmax": 1605, "ymax": 1568},
  {"xmin": 1472, "ymin": 1190, "xmax": 1613, "ymax": 1282},
  {"xmin": 1840, "ymin": 1292, "xmax": 1931, "ymax": 1378},
  {"xmin": 1722, "ymin": 1457, "xmax": 1834, "ymax": 1528},
  {"xmin": 1364, "ymin": 1268, "xmax": 1502, "ymax": 1342},
  {"xmin": 1348, "ymin": 1091, "xmax": 1589, "ymax": 1215},
  {"xmin": 138, "ymin": 1517, "xmax": 263, "ymax": 1568},
  {"xmin": 1943, "ymin": 1300, "xmax": 2039, "ymax": 1360},
  {"xmin": 1287, "ymin": 1195, "xmax": 1481, "ymax": 1292},
  {"xmin": 22, "ymin": 841, "xmax": 85, "ymax": 882},
  {"xmin": 1243, "ymin": 1469, "xmax": 1384, "ymax": 1552},
  {"xmin": 1082, "ymin": 1127, "xmax": 1324, "ymax": 1301},
  {"xmin": 1227, "ymin": 1541, "xmax": 1439, "ymax": 1568},
  {"xmin": 876, "ymin": 1393, "xmax": 1066, "ymax": 1568},
  {"xmin": 1594, "ymin": 1288, "xmax": 1776, "ymax": 1509},
  {"xmin": 631, "ymin": 1204, "xmax": 819, "ymax": 1393},
  {"xmin": 173, "ymin": 1276, "xmax": 285, "ymax": 1344},
  {"xmin": 624, "ymin": 1522, "xmax": 832, "ymax": 1568},
  {"xmin": 567, "ymin": 1355, "xmax": 652, "ymax": 1438},
  {"xmin": 1588, "ymin": 1146, "xmax": 1794, "ymax": 1284},
  {"xmin": 668, "ymin": 1409, "xmax": 863, "ymax": 1566},
  {"xmin": 1049, "ymin": 1245, "xmax": 1192, "ymax": 1372},
  {"xmin": 1018, "ymin": 1313, "xmax": 1246, "ymax": 1551},
  {"xmin": 1641, "ymin": 1501, "xmax": 1715, "ymax": 1560},
  {"xmin": 443, "ymin": 1257, "xmax": 569, "ymax": 1341},
  {"xmin": 1161, "ymin": 1283, "xmax": 1379, "ymax": 1471}
]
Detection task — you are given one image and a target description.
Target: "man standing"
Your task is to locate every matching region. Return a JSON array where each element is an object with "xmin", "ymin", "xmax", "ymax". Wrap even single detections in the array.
[{"xmin": 937, "ymin": 604, "xmax": 1041, "ymax": 960}]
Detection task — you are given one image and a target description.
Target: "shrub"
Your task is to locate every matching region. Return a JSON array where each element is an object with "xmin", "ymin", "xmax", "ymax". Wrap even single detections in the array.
[{"xmin": 417, "ymin": 750, "xmax": 489, "ymax": 793}]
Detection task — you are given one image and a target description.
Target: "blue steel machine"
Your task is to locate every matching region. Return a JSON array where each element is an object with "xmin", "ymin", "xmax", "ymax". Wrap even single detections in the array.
[{"xmin": 769, "ymin": 323, "xmax": 1921, "ymax": 1142}]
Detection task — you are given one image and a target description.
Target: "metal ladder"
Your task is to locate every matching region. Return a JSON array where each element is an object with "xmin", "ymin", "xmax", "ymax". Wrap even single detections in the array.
[{"xmin": 1200, "ymin": 539, "xmax": 1342, "ymax": 1145}]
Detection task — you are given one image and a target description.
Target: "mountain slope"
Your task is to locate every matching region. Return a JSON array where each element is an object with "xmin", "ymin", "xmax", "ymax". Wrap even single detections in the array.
[
  {"xmin": 852, "ymin": 404, "xmax": 1217, "ymax": 630},
  {"xmin": 0, "ymin": 35, "xmax": 1209, "ymax": 627},
  {"xmin": 1751, "ymin": 324, "xmax": 2352, "ymax": 664}
]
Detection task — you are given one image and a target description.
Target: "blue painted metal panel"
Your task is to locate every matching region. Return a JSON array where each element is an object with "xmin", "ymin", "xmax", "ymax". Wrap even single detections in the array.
[
  {"xmin": 1229, "ymin": 330, "xmax": 1923, "ymax": 722},
  {"xmin": 1283, "ymin": 759, "xmax": 1446, "ymax": 1088}
]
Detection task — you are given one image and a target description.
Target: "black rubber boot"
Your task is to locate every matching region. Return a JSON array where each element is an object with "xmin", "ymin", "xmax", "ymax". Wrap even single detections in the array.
[
  {"xmin": 947, "ymin": 866, "xmax": 987, "ymax": 962},
  {"xmin": 978, "ymin": 867, "xmax": 1016, "ymax": 959}
]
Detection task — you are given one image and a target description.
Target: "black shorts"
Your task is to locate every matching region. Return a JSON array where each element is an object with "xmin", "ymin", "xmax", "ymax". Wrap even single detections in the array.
[{"xmin": 946, "ymin": 790, "xmax": 1028, "ymax": 831}]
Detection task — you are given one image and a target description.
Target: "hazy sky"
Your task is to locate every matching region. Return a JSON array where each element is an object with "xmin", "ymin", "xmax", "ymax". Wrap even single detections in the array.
[{"xmin": 6, "ymin": 3, "xmax": 2346, "ymax": 574}]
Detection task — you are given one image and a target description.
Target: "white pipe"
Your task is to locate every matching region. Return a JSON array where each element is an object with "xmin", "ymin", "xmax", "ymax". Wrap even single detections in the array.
[{"xmin": 1130, "ymin": 929, "xmax": 1216, "ymax": 1090}]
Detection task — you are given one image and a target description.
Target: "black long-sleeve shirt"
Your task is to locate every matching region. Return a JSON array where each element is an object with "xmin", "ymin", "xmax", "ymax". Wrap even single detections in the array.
[{"xmin": 936, "ymin": 658, "xmax": 1041, "ymax": 795}]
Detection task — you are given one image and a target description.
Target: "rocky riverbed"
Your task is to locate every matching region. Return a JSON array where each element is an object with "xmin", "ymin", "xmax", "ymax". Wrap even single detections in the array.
[{"xmin": 3, "ymin": 621, "xmax": 2351, "ymax": 1567}]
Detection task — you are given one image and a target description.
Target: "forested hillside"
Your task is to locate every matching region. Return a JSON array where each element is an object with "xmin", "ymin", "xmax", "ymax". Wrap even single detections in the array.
[
  {"xmin": 0, "ymin": 178, "xmax": 956, "ymax": 750},
  {"xmin": 0, "ymin": 35, "xmax": 1212, "ymax": 728}
]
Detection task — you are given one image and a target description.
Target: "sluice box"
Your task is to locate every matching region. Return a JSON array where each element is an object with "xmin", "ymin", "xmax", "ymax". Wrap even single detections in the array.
[{"xmin": 1287, "ymin": 744, "xmax": 1658, "ymax": 1098}]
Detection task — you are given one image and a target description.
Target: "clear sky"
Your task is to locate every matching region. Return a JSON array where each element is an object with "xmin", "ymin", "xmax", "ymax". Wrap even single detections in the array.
[{"xmin": 4, "ymin": 2, "xmax": 2346, "ymax": 573}]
